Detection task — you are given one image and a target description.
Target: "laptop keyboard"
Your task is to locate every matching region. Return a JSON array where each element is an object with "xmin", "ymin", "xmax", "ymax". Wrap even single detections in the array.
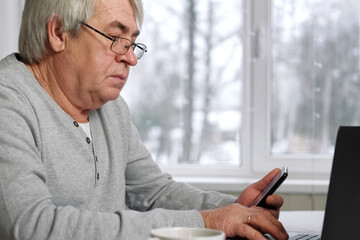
[
  {"xmin": 227, "ymin": 233, "xmax": 321, "ymax": 240},
  {"xmin": 289, "ymin": 234, "xmax": 321, "ymax": 240}
]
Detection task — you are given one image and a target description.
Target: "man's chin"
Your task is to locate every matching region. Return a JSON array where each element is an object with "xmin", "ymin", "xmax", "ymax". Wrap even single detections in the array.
[{"xmin": 104, "ymin": 89, "xmax": 122, "ymax": 102}]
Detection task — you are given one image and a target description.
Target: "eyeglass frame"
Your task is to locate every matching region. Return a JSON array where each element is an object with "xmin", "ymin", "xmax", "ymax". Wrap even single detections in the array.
[{"xmin": 80, "ymin": 21, "xmax": 147, "ymax": 60}]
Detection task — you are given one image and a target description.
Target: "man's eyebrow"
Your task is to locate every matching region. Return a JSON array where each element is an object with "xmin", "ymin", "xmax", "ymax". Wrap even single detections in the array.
[{"xmin": 109, "ymin": 21, "xmax": 140, "ymax": 37}]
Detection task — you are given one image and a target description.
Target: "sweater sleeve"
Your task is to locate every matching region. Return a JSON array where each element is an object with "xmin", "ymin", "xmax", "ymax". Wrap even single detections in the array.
[{"xmin": 124, "ymin": 122, "xmax": 237, "ymax": 215}]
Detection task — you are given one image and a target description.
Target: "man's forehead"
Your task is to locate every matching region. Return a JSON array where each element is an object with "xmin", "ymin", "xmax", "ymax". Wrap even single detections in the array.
[
  {"xmin": 93, "ymin": 0, "xmax": 139, "ymax": 35},
  {"xmin": 95, "ymin": 0, "xmax": 134, "ymax": 14},
  {"xmin": 109, "ymin": 21, "xmax": 140, "ymax": 37}
]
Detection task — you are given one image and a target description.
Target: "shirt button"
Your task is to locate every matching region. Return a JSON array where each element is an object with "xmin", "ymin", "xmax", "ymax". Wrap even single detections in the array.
[
  {"xmin": 73, "ymin": 121, "xmax": 79, "ymax": 127},
  {"xmin": 86, "ymin": 137, "xmax": 91, "ymax": 144}
]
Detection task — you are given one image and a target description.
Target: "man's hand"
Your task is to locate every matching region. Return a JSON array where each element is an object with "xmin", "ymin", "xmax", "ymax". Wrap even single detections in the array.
[
  {"xmin": 200, "ymin": 169, "xmax": 288, "ymax": 239},
  {"xmin": 237, "ymin": 168, "xmax": 284, "ymax": 219},
  {"xmin": 200, "ymin": 203, "xmax": 288, "ymax": 240}
]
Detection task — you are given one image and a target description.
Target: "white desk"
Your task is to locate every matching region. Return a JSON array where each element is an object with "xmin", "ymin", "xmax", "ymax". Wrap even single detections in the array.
[{"xmin": 279, "ymin": 211, "xmax": 325, "ymax": 235}]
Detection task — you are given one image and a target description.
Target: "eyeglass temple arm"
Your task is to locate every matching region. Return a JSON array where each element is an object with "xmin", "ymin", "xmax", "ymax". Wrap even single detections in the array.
[{"xmin": 80, "ymin": 21, "xmax": 114, "ymax": 41}]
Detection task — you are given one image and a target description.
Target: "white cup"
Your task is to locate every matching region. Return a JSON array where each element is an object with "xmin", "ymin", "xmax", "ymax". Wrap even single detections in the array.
[{"xmin": 149, "ymin": 227, "xmax": 225, "ymax": 240}]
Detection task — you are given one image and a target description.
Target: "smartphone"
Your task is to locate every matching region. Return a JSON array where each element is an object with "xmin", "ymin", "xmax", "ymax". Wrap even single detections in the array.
[{"xmin": 249, "ymin": 166, "xmax": 288, "ymax": 208}]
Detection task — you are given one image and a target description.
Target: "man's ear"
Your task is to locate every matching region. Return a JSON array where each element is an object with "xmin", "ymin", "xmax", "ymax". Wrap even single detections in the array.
[{"xmin": 47, "ymin": 15, "xmax": 67, "ymax": 52}]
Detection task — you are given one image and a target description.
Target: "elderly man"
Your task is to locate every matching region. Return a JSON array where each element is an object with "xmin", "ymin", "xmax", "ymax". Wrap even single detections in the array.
[{"xmin": 0, "ymin": 0, "xmax": 288, "ymax": 239}]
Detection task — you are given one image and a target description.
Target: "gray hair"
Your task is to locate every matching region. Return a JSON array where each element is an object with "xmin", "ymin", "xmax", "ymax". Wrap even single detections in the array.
[{"xmin": 19, "ymin": 0, "xmax": 144, "ymax": 64}]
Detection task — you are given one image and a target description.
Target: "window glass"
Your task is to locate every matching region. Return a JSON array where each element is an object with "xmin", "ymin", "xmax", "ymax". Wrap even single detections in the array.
[
  {"xmin": 271, "ymin": 0, "xmax": 360, "ymax": 155},
  {"xmin": 124, "ymin": 0, "xmax": 243, "ymax": 165}
]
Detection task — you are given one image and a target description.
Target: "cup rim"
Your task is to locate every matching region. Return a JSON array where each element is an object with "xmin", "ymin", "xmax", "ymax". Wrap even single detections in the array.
[{"xmin": 150, "ymin": 227, "xmax": 225, "ymax": 240}]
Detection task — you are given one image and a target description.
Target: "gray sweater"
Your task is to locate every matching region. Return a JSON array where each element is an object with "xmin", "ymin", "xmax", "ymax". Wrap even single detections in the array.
[{"xmin": 0, "ymin": 54, "xmax": 236, "ymax": 240}]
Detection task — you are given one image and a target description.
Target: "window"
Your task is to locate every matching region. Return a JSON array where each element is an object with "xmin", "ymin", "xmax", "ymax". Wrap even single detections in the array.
[
  {"xmin": 271, "ymin": 0, "xmax": 360, "ymax": 155},
  {"xmin": 126, "ymin": 0, "xmax": 360, "ymax": 181},
  {"xmin": 252, "ymin": 0, "xmax": 360, "ymax": 175},
  {"xmin": 125, "ymin": 0, "xmax": 243, "ymax": 169}
]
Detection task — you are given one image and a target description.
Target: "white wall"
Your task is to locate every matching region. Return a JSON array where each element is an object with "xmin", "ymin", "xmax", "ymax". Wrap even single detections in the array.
[{"xmin": 0, "ymin": 0, "xmax": 25, "ymax": 59}]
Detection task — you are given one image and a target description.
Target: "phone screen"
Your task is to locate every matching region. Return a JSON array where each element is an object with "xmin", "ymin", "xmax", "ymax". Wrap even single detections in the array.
[{"xmin": 250, "ymin": 166, "xmax": 288, "ymax": 208}]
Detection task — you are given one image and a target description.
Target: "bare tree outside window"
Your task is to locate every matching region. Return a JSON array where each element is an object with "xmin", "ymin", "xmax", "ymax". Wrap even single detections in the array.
[
  {"xmin": 271, "ymin": 0, "xmax": 360, "ymax": 155},
  {"xmin": 124, "ymin": 0, "xmax": 243, "ymax": 165}
]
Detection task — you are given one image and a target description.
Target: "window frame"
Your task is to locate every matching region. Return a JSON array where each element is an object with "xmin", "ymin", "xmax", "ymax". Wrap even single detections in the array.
[
  {"xmin": 161, "ymin": 0, "xmax": 332, "ymax": 184},
  {"xmin": 249, "ymin": 0, "xmax": 332, "ymax": 178},
  {"xmin": 160, "ymin": 0, "xmax": 252, "ymax": 180}
]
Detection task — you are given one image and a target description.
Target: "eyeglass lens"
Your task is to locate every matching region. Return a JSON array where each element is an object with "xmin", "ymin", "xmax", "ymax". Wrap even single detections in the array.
[{"xmin": 111, "ymin": 38, "xmax": 146, "ymax": 59}]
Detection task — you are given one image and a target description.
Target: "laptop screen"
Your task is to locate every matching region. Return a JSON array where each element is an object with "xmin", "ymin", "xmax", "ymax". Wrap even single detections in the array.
[{"xmin": 321, "ymin": 126, "xmax": 360, "ymax": 239}]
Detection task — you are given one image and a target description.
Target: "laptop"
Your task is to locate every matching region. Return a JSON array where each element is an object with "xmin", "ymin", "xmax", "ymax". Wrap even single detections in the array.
[{"xmin": 289, "ymin": 126, "xmax": 360, "ymax": 239}]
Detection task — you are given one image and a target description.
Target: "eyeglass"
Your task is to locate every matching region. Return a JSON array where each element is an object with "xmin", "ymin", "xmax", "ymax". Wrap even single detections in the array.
[{"xmin": 80, "ymin": 21, "xmax": 147, "ymax": 60}]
